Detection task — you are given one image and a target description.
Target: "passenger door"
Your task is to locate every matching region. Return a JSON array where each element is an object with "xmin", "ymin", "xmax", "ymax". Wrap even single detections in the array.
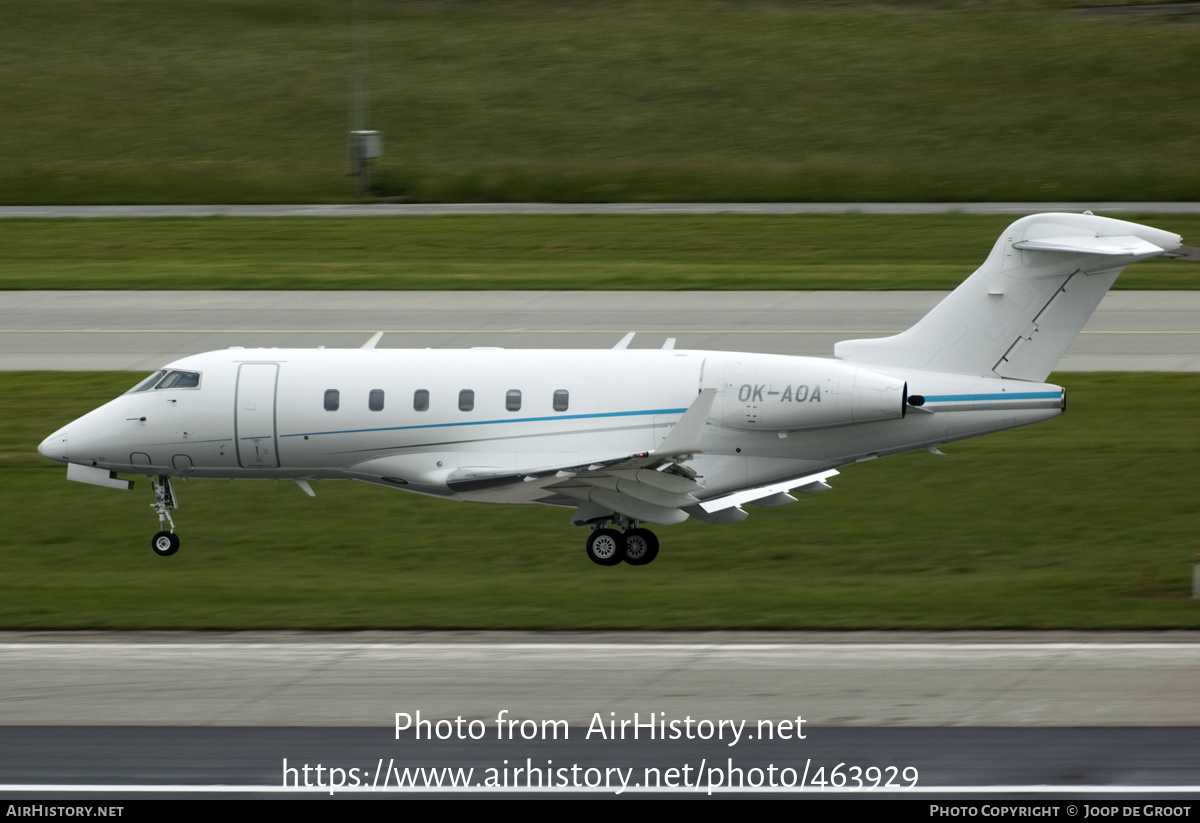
[{"xmin": 235, "ymin": 363, "xmax": 280, "ymax": 468}]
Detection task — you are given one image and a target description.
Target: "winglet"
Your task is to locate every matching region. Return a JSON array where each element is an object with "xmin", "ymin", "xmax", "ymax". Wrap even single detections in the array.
[
  {"xmin": 361, "ymin": 331, "xmax": 384, "ymax": 350},
  {"xmin": 652, "ymin": 389, "xmax": 716, "ymax": 457},
  {"xmin": 612, "ymin": 332, "xmax": 635, "ymax": 350}
]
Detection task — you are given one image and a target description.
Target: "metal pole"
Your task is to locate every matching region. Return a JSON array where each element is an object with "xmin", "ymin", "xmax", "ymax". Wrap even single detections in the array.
[{"xmin": 350, "ymin": 0, "xmax": 370, "ymax": 197}]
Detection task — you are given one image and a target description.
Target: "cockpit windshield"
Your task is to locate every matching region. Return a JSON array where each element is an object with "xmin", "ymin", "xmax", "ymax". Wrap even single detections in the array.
[
  {"xmin": 125, "ymin": 371, "xmax": 167, "ymax": 394},
  {"xmin": 124, "ymin": 370, "xmax": 201, "ymax": 394},
  {"xmin": 157, "ymin": 371, "xmax": 201, "ymax": 389}
]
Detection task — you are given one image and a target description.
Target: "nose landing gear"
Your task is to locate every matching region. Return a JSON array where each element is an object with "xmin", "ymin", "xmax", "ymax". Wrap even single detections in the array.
[
  {"xmin": 150, "ymin": 475, "xmax": 179, "ymax": 557},
  {"xmin": 584, "ymin": 518, "xmax": 660, "ymax": 567}
]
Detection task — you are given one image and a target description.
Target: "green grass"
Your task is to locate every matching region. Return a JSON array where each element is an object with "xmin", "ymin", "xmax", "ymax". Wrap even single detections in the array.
[
  {"xmin": 4, "ymin": 371, "xmax": 1198, "ymax": 629},
  {"xmin": 3, "ymin": 0, "xmax": 1200, "ymax": 204},
  {"xmin": 3, "ymin": 214, "xmax": 1199, "ymax": 290}
]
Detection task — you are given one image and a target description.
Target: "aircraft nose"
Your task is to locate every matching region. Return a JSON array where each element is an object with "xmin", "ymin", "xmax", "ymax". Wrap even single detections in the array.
[{"xmin": 39, "ymin": 431, "xmax": 68, "ymax": 463}]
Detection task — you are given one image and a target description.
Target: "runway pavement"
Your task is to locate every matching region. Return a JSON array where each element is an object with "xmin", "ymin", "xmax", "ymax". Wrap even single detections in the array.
[
  {"xmin": 2, "ymin": 632, "xmax": 1198, "ymax": 727},
  {"xmin": 2, "ymin": 632, "xmax": 1197, "ymax": 797},
  {"xmin": 4, "ymin": 290, "xmax": 1200, "ymax": 371},
  {"xmin": 2, "ymin": 726, "xmax": 1198, "ymax": 798}
]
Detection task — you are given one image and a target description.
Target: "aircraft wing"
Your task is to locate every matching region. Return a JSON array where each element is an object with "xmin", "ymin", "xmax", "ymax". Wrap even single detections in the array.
[
  {"xmin": 448, "ymin": 390, "xmax": 841, "ymax": 527},
  {"xmin": 431, "ymin": 443, "xmax": 705, "ymax": 525},
  {"xmin": 684, "ymin": 469, "xmax": 839, "ymax": 524},
  {"xmin": 452, "ymin": 389, "xmax": 718, "ymax": 524},
  {"xmin": 545, "ymin": 463, "xmax": 706, "ymax": 526},
  {"xmin": 546, "ymin": 465, "xmax": 839, "ymax": 527}
]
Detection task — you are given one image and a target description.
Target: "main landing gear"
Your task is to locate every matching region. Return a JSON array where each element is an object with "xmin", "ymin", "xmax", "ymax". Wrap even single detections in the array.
[
  {"xmin": 150, "ymin": 475, "xmax": 180, "ymax": 557},
  {"xmin": 585, "ymin": 519, "xmax": 659, "ymax": 567}
]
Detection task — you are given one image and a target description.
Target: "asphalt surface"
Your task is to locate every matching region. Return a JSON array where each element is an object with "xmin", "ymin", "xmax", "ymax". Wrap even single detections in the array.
[
  {"xmin": 5, "ymin": 290, "xmax": 1200, "ymax": 372},
  {"xmin": 1, "ymin": 633, "xmax": 1197, "ymax": 798},
  {"xmin": 3, "ymin": 633, "xmax": 1198, "ymax": 727},
  {"xmin": 2, "ymin": 726, "xmax": 1197, "ymax": 798}
]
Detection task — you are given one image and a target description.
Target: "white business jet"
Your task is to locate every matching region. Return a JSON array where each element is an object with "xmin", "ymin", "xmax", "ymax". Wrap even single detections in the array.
[{"xmin": 38, "ymin": 213, "xmax": 1189, "ymax": 565}]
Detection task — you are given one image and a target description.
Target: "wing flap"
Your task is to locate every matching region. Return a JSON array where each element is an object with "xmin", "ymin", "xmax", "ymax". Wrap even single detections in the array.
[
  {"xmin": 698, "ymin": 469, "xmax": 839, "ymax": 513},
  {"xmin": 553, "ymin": 473, "xmax": 701, "ymax": 509},
  {"xmin": 557, "ymin": 485, "xmax": 691, "ymax": 525}
]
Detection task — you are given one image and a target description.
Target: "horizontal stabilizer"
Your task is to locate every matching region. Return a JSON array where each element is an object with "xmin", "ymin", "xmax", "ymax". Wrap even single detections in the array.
[{"xmin": 1012, "ymin": 234, "xmax": 1163, "ymax": 256}]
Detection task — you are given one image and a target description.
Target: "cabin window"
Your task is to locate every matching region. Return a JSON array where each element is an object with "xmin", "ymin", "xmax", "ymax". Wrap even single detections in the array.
[
  {"xmin": 156, "ymin": 370, "xmax": 200, "ymax": 390},
  {"xmin": 125, "ymin": 370, "xmax": 167, "ymax": 394},
  {"xmin": 459, "ymin": 389, "xmax": 475, "ymax": 412},
  {"xmin": 369, "ymin": 389, "xmax": 385, "ymax": 412},
  {"xmin": 506, "ymin": 389, "xmax": 522, "ymax": 412},
  {"xmin": 324, "ymin": 389, "xmax": 340, "ymax": 411},
  {"xmin": 413, "ymin": 389, "xmax": 429, "ymax": 412},
  {"xmin": 553, "ymin": 389, "xmax": 569, "ymax": 412}
]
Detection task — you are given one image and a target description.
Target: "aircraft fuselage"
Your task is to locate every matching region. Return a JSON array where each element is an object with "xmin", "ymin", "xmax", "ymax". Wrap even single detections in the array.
[{"xmin": 40, "ymin": 346, "xmax": 1063, "ymax": 507}]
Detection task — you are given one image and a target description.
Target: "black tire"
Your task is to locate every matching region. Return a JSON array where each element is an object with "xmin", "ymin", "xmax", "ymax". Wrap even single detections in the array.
[
  {"xmin": 623, "ymin": 528, "xmax": 659, "ymax": 566},
  {"xmin": 585, "ymin": 528, "xmax": 625, "ymax": 566},
  {"xmin": 151, "ymin": 531, "xmax": 180, "ymax": 557}
]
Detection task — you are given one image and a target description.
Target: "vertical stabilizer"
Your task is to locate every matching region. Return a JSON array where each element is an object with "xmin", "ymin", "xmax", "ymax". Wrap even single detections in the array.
[{"xmin": 834, "ymin": 213, "xmax": 1180, "ymax": 381}]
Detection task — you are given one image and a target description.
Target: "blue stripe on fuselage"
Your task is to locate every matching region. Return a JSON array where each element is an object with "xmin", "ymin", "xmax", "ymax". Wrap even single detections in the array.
[
  {"xmin": 922, "ymin": 392, "xmax": 1061, "ymax": 403},
  {"xmin": 276, "ymin": 407, "xmax": 688, "ymax": 440}
]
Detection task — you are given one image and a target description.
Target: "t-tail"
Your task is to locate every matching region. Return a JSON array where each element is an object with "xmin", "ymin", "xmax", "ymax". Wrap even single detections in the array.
[{"xmin": 835, "ymin": 213, "xmax": 1183, "ymax": 381}]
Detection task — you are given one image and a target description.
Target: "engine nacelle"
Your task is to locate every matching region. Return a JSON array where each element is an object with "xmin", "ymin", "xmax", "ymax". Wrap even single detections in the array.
[{"xmin": 716, "ymin": 355, "xmax": 906, "ymax": 432}]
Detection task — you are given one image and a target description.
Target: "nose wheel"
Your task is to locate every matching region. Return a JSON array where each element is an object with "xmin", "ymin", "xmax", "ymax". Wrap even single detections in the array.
[
  {"xmin": 152, "ymin": 531, "xmax": 180, "ymax": 556},
  {"xmin": 150, "ymin": 475, "xmax": 180, "ymax": 557}
]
